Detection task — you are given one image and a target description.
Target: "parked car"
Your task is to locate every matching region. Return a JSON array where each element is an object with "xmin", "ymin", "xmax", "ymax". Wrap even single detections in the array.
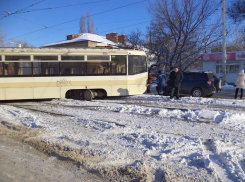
[{"xmin": 161, "ymin": 72, "xmax": 222, "ymax": 97}]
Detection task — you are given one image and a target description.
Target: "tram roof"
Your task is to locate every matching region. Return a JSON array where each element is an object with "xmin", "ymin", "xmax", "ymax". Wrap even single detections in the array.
[{"xmin": 0, "ymin": 47, "xmax": 146, "ymax": 55}]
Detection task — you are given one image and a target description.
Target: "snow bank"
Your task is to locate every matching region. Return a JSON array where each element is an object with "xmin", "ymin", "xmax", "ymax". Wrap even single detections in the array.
[
  {"xmin": 222, "ymin": 84, "xmax": 236, "ymax": 90},
  {"xmin": 0, "ymin": 96, "xmax": 245, "ymax": 181}
]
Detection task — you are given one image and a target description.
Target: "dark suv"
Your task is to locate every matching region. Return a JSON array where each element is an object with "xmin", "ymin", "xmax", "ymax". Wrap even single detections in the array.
[{"xmin": 164, "ymin": 72, "xmax": 222, "ymax": 97}]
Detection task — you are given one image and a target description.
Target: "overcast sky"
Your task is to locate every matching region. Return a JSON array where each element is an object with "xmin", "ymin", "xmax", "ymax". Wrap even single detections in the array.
[{"xmin": 0, "ymin": 0, "xmax": 151, "ymax": 47}]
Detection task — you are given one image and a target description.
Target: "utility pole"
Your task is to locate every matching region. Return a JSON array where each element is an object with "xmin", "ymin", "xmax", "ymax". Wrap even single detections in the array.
[{"xmin": 222, "ymin": 0, "xmax": 227, "ymax": 84}]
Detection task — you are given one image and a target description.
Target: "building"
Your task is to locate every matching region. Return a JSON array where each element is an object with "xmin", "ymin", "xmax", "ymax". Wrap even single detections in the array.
[
  {"xmin": 201, "ymin": 51, "xmax": 245, "ymax": 84},
  {"xmin": 43, "ymin": 33, "xmax": 126, "ymax": 48}
]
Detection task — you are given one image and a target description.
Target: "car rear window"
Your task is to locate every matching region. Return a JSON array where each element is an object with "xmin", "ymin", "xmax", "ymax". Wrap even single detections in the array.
[
  {"xmin": 184, "ymin": 73, "xmax": 208, "ymax": 81},
  {"xmin": 207, "ymin": 73, "xmax": 218, "ymax": 81}
]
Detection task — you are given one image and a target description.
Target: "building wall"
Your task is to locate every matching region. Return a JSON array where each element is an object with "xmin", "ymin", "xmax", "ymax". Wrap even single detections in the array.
[
  {"xmin": 106, "ymin": 33, "xmax": 118, "ymax": 43},
  {"xmin": 118, "ymin": 35, "xmax": 126, "ymax": 45},
  {"xmin": 203, "ymin": 61, "xmax": 245, "ymax": 84},
  {"xmin": 88, "ymin": 41, "xmax": 98, "ymax": 48},
  {"xmin": 45, "ymin": 41, "xmax": 89, "ymax": 48}
]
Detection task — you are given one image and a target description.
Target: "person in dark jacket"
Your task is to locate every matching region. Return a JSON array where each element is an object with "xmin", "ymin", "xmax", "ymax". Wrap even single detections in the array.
[{"xmin": 169, "ymin": 67, "xmax": 183, "ymax": 100}]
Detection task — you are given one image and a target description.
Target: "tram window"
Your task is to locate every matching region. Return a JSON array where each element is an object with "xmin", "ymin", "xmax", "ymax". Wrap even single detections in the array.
[
  {"xmin": 87, "ymin": 62, "xmax": 110, "ymax": 75},
  {"xmin": 5, "ymin": 56, "xmax": 30, "ymax": 61},
  {"xmin": 128, "ymin": 55, "xmax": 147, "ymax": 75},
  {"xmin": 33, "ymin": 62, "xmax": 59, "ymax": 76},
  {"xmin": 87, "ymin": 55, "xmax": 110, "ymax": 61},
  {"xmin": 61, "ymin": 56, "xmax": 84, "ymax": 61},
  {"xmin": 4, "ymin": 62, "xmax": 32, "ymax": 76},
  {"xmin": 34, "ymin": 56, "xmax": 58, "ymax": 61},
  {"xmin": 60, "ymin": 62, "xmax": 86, "ymax": 75},
  {"xmin": 0, "ymin": 63, "xmax": 3, "ymax": 76},
  {"xmin": 111, "ymin": 55, "xmax": 126, "ymax": 75}
]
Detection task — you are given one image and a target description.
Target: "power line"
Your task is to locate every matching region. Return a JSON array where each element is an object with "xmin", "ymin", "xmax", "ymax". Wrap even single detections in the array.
[
  {"xmin": 0, "ymin": 0, "xmax": 46, "ymax": 20},
  {"xmin": 7, "ymin": 0, "xmax": 147, "ymax": 41},
  {"xmin": 100, "ymin": 20, "xmax": 150, "ymax": 34},
  {"xmin": 18, "ymin": 0, "xmax": 47, "ymax": 12},
  {"xmin": 13, "ymin": 15, "xmax": 49, "ymax": 28},
  {"xmin": 16, "ymin": 0, "xmax": 115, "ymax": 14},
  {"xmin": 48, "ymin": 0, "xmax": 147, "ymax": 29},
  {"xmin": 62, "ymin": 17, "xmax": 152, "ymax": 30}
]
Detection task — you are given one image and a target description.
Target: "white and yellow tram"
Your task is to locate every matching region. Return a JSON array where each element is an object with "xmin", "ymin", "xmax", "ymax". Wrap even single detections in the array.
[{"xmin": 0, "ymin": 48, "xmax": 148, "ymax": 100}]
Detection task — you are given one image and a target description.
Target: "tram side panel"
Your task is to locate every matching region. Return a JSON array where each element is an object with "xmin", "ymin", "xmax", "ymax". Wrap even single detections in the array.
[{"xmin": 33, "ymin": 77, "xmax": 61, "ymax": 99}]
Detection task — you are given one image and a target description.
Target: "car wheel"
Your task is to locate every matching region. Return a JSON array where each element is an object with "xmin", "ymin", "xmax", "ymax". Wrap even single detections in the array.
[{"xmin": 191, "ymin": 88, "xmax": 203, "ymax": 97}]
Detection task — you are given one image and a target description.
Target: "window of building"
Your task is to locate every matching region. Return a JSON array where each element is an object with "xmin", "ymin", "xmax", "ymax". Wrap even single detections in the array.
[
  {"xmin": 216, "ymin": 65, "xmax": 239, "ymax": 74},
  {"xmin": 34, "ymin": 56, "xmax": 58, "ymax": 61},
  {"xmin": 87, "ymin": 62, "xmax": 110, "ymax": 75},
  {"xmin": 5, "ymin": 56, "xmax": 30, "ymax": 61},
  {"xmin": 229, "ymin": 65, "xmax": 240, "ymax": 73},
  {"xmin": 216, "ymin": 65, "xmax": 222, "ymax": 74},
  {"xmin": 61, "ymin": 56, "xmax": 84, "ymax": 61},
  {"xmin": 111, "ymin": 55, "xmax": 126, "ymax": 75},
  {"xmin": 33, "ymin": 62, "xmax": 59, "ymax": 76},
  {"xmin": 60, "ymin": 62, "xmax": 86, "ymax": 75},
  {"xmin": 128, "ymin": 55, "xmax": 147, "ymax": 75}
]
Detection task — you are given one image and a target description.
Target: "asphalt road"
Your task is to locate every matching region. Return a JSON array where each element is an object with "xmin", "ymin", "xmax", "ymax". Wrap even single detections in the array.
[
  {"xmin": 212, "ymin": 89, "xmax": 236, "ymax": 99},
  {"xmin": 147, "ymin": 87, "xmax": 238, "ymax": 100}
]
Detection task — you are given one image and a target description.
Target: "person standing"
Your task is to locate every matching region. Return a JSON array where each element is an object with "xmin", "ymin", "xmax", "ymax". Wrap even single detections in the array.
[
  {"xmin": 169, "ymin": 66, "xmax": 183, "ymax": 100},
  {"xmin": 157, "ymin": 70, "xmax": 166, "ymax": 95},
  {"xmin": 234, "ymin": 70, "xmax": 245, "ymax": 99},
  {"xmin": 147, "ymin": 72, "xmax": 156, "ymax": 93}
]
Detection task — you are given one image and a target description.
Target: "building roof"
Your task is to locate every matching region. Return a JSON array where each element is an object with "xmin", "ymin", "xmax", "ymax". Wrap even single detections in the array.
[{"xmin": 43, "ymin": 33, "xmax": 119, "ymax": 47}]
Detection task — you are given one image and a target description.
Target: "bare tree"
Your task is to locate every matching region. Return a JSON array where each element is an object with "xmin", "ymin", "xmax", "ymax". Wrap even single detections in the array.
[
  {"xmin": 227, "ymin": 0, "xmax": 245, "ymax": 22},
  {"xmin": 91, "ymin": 20, "xmax": 96, "ymax": 34},
  {"xmin": 211, "ymin": 28, "xmax": 245, "ymax": 52},
  {"xmin": 87, "ymin": 13, "xmax": 92, "ymax": 33},
  {"xmin": 147, "ymin": 0, "xmax": 222, "ymax": 71},
  {"xmin": 79, "ymin": 13, "xmax": 96, "ymax": 34},
  {"xmin": 0, "ymin": 29, "xmax": 7, "ymax": 47},
  {"xmin": 126, "ymin": 29, "xmax": 144, "ymax": 49},
  {"xmin": 0, "ymin": 29, "xmax": 33, "ymax": 47},
  {"xmin": 79, "ymin": 14, "xmax": 86, "ymax": 33}
]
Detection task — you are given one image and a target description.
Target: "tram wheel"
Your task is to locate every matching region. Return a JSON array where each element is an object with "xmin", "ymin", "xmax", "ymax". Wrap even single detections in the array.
[{"xmin": 83, "ymin": 89, "xmax": 94, "ymax": 101}]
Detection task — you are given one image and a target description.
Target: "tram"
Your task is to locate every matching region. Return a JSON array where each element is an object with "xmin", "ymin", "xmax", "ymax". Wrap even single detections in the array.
[{"xmin": 0, "ymin": 48, "xmax": 148, "ymax": 100}]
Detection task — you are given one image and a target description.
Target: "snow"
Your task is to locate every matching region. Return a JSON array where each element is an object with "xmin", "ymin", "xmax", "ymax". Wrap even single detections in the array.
[
  {"xmin": 43, "ymin": 33, "xmax": 118, "ymax": 47},
  {"xmin": 222, "ymin": 84, "xmax": 236, "ymax": 90},
  {"xmin": 1, "ymin": 95, "xmax": 245, "ymax": 181}
]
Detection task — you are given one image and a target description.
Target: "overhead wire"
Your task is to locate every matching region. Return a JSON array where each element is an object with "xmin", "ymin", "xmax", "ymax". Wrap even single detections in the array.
[
  {"xmin": 62, "ymin": 17, "xmax": 152, "ymax": 30},
  {"xmin": 15, "ymin": 0, "xmax": 115, "ymax": 14},
  {"xmin": 100, "ymin": 20, "xmax": 151, "ymax": 34},
  {"xmin": 6, "ymin": 0, "xmax": 148, "ymax": 41},
  {"xmin": 0, "ymin": 0, "xmax": 46, "ymax": 20}
]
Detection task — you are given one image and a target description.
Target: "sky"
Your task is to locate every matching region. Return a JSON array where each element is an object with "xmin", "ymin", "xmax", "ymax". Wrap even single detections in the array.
[{"xmin": 0, "ymin": 0, "xmax": 151, "ymax": 47}]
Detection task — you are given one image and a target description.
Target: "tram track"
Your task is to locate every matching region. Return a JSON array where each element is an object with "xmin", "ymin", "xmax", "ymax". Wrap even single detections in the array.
[
  {"xmin": 2, "ymin": 100, "xmax": 244, "ymax": 132},
  {"xmin": 96, "ymin": 99, "xmax": 245, "ymax": 113},
  {"xmin": 2, "ymin": 103, "xmax": 126, "ymax": 127},
  {"xmin": 2, "ymin": 101, "xmax": 216, "ymax": 126}
]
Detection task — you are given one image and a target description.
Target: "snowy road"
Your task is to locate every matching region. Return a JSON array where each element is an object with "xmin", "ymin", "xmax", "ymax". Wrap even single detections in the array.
[{"xmin": 0, "ymin": 95, "xmax": 245, "ymax": 181}]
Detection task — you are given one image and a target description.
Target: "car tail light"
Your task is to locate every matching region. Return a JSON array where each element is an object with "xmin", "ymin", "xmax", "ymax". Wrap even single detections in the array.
[
  {"xmin": 220, "ymin": 80, "xmax": 222, "ymax": 88},
  {"xmin": 207, "ymin": 79, "xmax": 211, "ymax": 86}
]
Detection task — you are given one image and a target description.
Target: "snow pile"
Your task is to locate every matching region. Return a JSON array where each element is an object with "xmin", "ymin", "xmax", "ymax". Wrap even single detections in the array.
[
  {"xmin": 222, "ymin": 84, "xmax": 236, "ymax": 90},
  {"xmin": 0, "ymin": 96, "xmax": 245, "ymax": 181},
  {"xmin": 212, "ymin": 140, "xmax": 245, "ymax": 181}
]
